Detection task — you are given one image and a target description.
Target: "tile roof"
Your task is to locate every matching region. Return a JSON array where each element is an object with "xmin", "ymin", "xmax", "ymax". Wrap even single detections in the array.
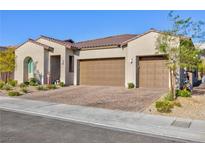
[
  {"xmin": 74, "ymin": 34, "xmax": 138, "ymax": 49},
  {"xmin": 13, "ymin": 29, "xmax": 193, "ymax": 52},
  {"xmin": 28, "ymin": 39, "xmax": 54, "ymax": 50},
  {"xmin": 40, "ymin": 35, "xmax": 78, "ymax": 49},
  {"xmin": 15, "ymin": 39, "xmax": 54, "ymax": 51}
]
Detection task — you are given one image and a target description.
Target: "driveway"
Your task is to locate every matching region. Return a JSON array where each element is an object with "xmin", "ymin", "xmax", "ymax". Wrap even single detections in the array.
[{"xmin": 21, "ymin": 86, "xmax": 166, "ymax": 112}]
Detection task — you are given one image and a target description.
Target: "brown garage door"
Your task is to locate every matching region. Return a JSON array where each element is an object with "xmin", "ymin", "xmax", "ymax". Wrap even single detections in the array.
[
  {"xmin": 79, "ymin": 58, "xmax": 125, "ymax": 86},
  {"xmin": 139, "ymin": 56, "xmax": 169, "ymax": 89}
]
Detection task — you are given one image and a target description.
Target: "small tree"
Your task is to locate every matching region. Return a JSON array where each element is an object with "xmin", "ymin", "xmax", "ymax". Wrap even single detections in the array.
[
  {"xmin": 156, "ymin": 11, "xmax": 205, "ymax": 99},
  {"xmin": 0, "ymin": 47, "xmax": 15, "ymax": 82},
  {"xmin": 198, "ymin": 59, "xmax": 205, "ymax": 78}
]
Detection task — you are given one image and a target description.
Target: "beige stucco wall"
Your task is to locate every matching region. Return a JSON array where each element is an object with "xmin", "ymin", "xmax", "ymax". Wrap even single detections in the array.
[
  {"xmin": 15, "ymin": 42, "xmax": 45, "ymax": 84},
  {"xmin": 126, "ymin": 31, "xmax": 181, "ymax": 88},
  {"xmin": 44, "ymin": 51, "xmax": 49, "ymax": 84},
  {"xmin": 78, "ymin": 47, "xmax": 126, "ymax": 59},
  {"xmin": 125, "ymin": 31, "xmax": 160, "ymax": 87},
  {"xmin": 66, "ymin": 48, "xmax": 74, "ymax": 85},
  {"xmin": 15, "ymin": 37, "xmax": 75, "ymax": 85},
  {"xmin": 36, "ymin": 38, "xmax": 71, "ymax": 85}
]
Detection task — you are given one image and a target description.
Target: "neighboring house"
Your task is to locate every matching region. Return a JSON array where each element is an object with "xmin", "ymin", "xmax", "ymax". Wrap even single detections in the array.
[
  {"xmin": 14, "ymin": 29, "xmax": 193, "ymax": 89},
  {"xmin": 0, "ymin": 46, "xmax": 8, "ymax": 51}
]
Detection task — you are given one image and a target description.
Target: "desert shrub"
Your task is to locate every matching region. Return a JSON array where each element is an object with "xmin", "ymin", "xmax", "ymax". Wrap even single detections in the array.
[
  {"xmin": 19, "ymin": 83, "xmax": 27, "ymax": 88},
  {"xmin": 8, "ymin": 91, "xmax": 21, "ymax": 96},
  {"xmin": 21, "ymin": 87, "xmax": 28, "ymax": 93},
  {"xmin": 2, "ymin": 84, "xmax": 12, "ymax": 91},
  {"xmin": 36, "ymin": 85, "xmax": 48, "ymax": 91},
  {"xmin": 59, "ymin": 82, "xmax": 65, "ymax": 87},
  {"xmin": 29, "ymin": 81, "xmax": 38, "ymax": 86},
  {"xmin": 164, "ymin": 92, "xmax": 174, "ymax": 101},
  {"xmin": 46, "ymin": 84, "xmax": 57, "ymax": 90},
  {"xmin": 155, "ymin": 100, "xmax": 174, "ymax": 113},
  {"xmin": 8, "ymin": 79, "xmax": 18, "ymax": 87},
  {"xmin": 24, "ymin": 81, "xmax": 30, "ymax": 86},
  {"xmin": 0, "ymin": 81, "xmax": 5, "ymax": 89},
  {"xmin": 29, "ymin": 78, "xmax": 39, "ymax": 86},
  {"xmin": 127, "ymin": 82, "xmax": 135, "ymax": 89},
  {"xmin": 177, "ymin": 89, "xmax": 191, "ymax": 97}
]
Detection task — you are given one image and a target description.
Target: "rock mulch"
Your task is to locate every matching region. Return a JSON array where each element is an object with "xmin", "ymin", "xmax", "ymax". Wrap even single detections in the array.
[{"xmin": 144, "ymin": 84, "xmax": 205, "ymax": 120}]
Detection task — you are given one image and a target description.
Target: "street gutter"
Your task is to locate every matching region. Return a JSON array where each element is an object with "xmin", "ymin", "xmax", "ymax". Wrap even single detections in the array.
[{"xmin": 0, "ymin": 96, "xmax": 204, "ymax": 142}]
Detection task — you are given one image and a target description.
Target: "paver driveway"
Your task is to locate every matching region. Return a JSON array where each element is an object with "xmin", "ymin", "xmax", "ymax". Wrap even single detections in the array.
[{"xmin": 21, "ymin": 86, "xmax": 166, "ymax": 112}]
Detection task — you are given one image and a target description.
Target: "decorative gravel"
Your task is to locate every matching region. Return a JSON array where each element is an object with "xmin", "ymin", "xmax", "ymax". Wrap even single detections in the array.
[{"xmin": 145, "ymin": 84, "xmax": 205, "ymax": 120}]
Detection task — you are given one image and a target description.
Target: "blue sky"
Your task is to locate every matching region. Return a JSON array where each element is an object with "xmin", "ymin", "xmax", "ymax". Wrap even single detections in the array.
[{"xmin": 0, "ymin": 10, "xmax": 205, "ymax": 46}]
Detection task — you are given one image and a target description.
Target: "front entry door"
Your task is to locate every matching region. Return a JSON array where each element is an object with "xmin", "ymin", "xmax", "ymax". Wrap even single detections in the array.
[{"xmin": 50, "ymin": 55, "xmax": 61, "ymax": 83}]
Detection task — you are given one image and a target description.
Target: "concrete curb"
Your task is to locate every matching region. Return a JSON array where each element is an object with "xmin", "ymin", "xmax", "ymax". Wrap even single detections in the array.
[
  {"xmin": 0, "ymin": 106, "xmax": 188, "ymax": 143},
  {"xmin": 0, "ymin": 96, "xmax": 205, "ymax": 142}
]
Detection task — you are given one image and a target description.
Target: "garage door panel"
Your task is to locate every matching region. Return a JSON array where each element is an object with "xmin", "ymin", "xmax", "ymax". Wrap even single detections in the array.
[
  {"xmin": 79, "ymin": 58, "xmax": 125, "ymax": 86},
  {"xmin": 139, "ymin": 56, "xmax": 169, "ymax": 89}
]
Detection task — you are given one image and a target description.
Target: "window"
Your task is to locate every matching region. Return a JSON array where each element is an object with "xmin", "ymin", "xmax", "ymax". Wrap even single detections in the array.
[
  {"xmin": 69, "ymin": 56, "xmax": 74, "ymax": 72},
  {"xmin": 28, "ymin": 58, "xmax": 33, "ymax": 73}
]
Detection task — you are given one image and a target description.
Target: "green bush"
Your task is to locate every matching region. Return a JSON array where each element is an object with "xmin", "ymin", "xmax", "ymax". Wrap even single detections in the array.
[
  {"xmin": 29, "ymin": 78, "xmax": 39, "ymax": 86},
  {"xmin": 155, "ymin": 100, "xmax": 174, "ymax": 113},
  {"xmin": 177, "ymin": 89, "xmax": 191, "ymax": 97},
  {"xmin": 2, "ymin": 84, "xmax": 12, "ymax": 91},
  {"xmin": 127, "ymin": 82, "xmax": 135, "ymax": 89},
  {"xmin": 46, "ymin": 84, "xmax": 57, "ymax": 90},
  {"xmin": 29, "ymin": 77, "xmax": 38, "ymax": 83},
  {"xmin": 36, "ymin": 85, "xmax": 48, "ymax": 91},
  {"xmin": 19, "ymin": 83, "xmax": 27, "ymax": 88},
  {"xmin": 8, "ymin": 79, "xmax": 18, "ymax": 87},
  {"xmin": 59, "ymin": 82, "xmax": 65, "ymax": 87},
  {"xmin": 29, "ymin": 82, "xmax": 39, "ymax": 86},
  {"xmin": 21, "ymin": 87, "xmax": 28, "ymax": 93},
  {"xmin": 0, "ymin": 81, "xmax": 5, "ymax": 89},
  {"xmin": 164, "ymin": 92, "xmax": 174, "ymax": 101},
  {"xmin": 8, "ymin": 91, "xmax": 21, "ymax": 96},
  {"xmin": 24, "ymin": 81, "xmax": 30, "ymax": 86}
]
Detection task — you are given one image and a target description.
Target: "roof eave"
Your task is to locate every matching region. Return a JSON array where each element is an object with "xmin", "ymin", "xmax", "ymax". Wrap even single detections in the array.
[
  {"xmin": 120, "ymin": 29, "xmax": 158, "ymax": 46},
  {"xmin": 15, "ymin": 39, "xmax": 54, "ymax": 51},
  {"xmin": 79, "ymin": 45, "xmax": 120, "ymax": 51},
  {"xmin": 38, "ymin": 35, "xmax": 79, "ymax": 50}
]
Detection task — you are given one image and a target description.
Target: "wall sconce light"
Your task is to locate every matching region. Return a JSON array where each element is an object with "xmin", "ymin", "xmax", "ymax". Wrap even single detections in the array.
[{"xmin": 130, "ymin": 58, "xmax": 133, "ymax": 64}]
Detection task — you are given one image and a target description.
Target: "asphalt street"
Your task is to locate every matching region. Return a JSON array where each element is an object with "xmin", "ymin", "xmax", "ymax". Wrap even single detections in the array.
[{"xmin": 0, "ymin": 110, "xmax": 183, "ymax": 143}]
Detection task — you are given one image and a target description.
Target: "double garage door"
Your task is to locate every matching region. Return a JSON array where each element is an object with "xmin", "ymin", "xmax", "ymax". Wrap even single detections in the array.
[
  {"xmin": 78, "ymin": 56, "xmax": 169, "ymax": 88},
  {"xmin": 79, "ymin": 58, "xmax": 125, "ymax": 86},
  {"xmin": 139, "ymin": 56, "xmax": 169, "ymax": 89}
]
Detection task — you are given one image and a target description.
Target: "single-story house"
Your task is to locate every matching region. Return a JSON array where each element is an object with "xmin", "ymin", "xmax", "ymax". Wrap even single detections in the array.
[{"xmin": 14, "ymin": 29, "xmax": 196, "ymax": 89}]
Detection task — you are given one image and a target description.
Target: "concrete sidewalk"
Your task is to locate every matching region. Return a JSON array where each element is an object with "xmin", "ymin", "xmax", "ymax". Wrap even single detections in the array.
[{"xmin": 0, "ymin": 96, "xmax": 205, "ymax": 142}]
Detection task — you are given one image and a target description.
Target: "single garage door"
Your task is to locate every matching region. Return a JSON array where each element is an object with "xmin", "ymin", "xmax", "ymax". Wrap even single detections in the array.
[
  {"xmin": 79, "ymin": 58, "xmax": 125, "ymax": 86},
  {"xmin": 139, "ymin": 56, "xmax": 169, "ymax": 89}
]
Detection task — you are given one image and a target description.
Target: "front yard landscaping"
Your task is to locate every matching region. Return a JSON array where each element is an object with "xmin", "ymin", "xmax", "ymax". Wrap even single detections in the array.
[
  {"xmin": 144, "ymin": 84, "xmax": 205, "ymax": 120},
  {"xmin": 0, "ymin": 78, "xmax": 64, "ymax": 97}
]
